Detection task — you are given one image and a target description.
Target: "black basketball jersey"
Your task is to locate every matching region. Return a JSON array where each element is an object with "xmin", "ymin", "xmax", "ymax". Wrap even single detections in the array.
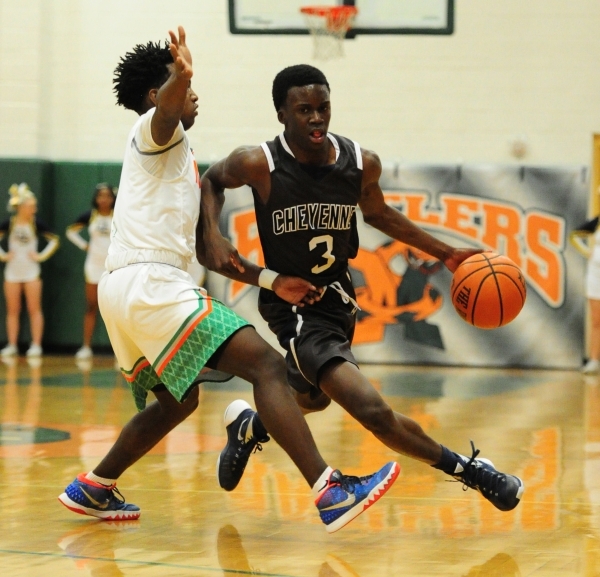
[{"xmin": 253, "ymin": 132, "xmax": 362, "ymax": 286}]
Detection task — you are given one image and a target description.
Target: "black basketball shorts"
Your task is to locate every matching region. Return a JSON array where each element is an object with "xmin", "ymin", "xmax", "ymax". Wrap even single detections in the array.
[{"xmin": 258, "ymin": 278, "xmax": 358, "ymax": 395}]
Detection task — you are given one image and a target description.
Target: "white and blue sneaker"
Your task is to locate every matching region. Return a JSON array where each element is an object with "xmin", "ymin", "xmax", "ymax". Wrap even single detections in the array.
[
  {"xmin": 315, "ymin": 462, "xmax": 400, "ymax": 533},
  {"xmin": 58, "ymin": 474, "xmax": 141, "ymax": 520},
  {"xmin": 454, "ymin": 441, "xmax": 524, "ymax": 511}
]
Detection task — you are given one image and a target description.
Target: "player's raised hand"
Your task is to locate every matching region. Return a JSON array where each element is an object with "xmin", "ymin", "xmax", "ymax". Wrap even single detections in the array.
[
  {"xmin": 168, "ymin": 26, "xmax": 193, "ymax": 79},
  {"xmin": 443, "ymin": 248, "xmax": 483, "ymax": 273},
  {"xmin": 273, "ymin": 276, "xmax": 322, "ymax": 307}
]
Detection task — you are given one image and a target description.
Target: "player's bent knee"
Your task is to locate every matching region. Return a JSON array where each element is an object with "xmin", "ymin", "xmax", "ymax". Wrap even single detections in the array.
[
  {"xmin": 249, "ymin": 346, "xmax": 287, "ymax": 383},
  {"xmin": 296, "ymin": 390, "xmax": 331, "ymax": 412},
  {"xmin": 181, "ymin": 386, "xmax": 200, "ymax": 413},
  {"xmin": 159, "ymin": 386, "xmax": 199, "ymax": 423}
]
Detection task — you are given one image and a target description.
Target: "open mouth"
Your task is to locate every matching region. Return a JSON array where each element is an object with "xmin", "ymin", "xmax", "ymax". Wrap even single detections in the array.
[{"xmin": 309, "ymin": 129, "xmax": 326, "ymax": 143}]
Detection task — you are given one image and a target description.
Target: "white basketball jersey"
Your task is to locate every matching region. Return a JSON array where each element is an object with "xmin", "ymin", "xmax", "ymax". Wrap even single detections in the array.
[{"xmin": 107, "ymin": 108, "xmax": 200, "ymax": 268}]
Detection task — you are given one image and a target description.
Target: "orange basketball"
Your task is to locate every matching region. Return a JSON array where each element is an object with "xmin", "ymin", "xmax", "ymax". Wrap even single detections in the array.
[{"xmin": 450, "ymin": 251, "xmax": 526, "ymax": 329}]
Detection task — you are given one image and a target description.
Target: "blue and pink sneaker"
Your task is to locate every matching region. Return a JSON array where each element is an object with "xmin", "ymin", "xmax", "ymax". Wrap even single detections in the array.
[{"xmin": 315, "ymin": 462, "xmax": 400, "ymax": 533}]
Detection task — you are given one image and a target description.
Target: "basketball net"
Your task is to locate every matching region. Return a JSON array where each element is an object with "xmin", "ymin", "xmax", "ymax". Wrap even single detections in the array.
[{"xmin": 300, "ymin": 6, "xmax": 358, "ymax": 60}]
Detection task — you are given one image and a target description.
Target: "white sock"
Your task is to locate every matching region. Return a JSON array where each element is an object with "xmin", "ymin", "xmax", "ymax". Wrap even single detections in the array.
[
  {"xmin": 86, "ymin": 471, "xmax": 117, "ymax": 486},
  {"xmin": 311, "ymin": 466, "xmax": 334, "ymax": 499}
]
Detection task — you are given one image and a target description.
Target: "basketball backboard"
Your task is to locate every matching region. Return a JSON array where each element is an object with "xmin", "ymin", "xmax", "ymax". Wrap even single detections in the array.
[{"xmin": 228, "ymin": 0, "xmax": 454, "ymax": 36}]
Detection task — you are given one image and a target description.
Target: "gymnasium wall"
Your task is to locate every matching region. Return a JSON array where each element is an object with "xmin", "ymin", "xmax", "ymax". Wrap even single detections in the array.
[
  {"xmin": 0, "ymin": 1, "xmax": 597, "ymax": 360},
  {"xmin": 1, "ymin": 1, "xmax": 600, "ymax": 166}
]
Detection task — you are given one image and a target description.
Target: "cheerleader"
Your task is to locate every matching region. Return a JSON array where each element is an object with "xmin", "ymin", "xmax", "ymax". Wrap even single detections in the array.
[
  {"xmin": 0, "ymin": 184, "xmax": 60, "ymax": 357},
  {"xmin": 66, "ymin": 183, "xmax": 116, "ymax": 359},
  {"xmin": 571, "ymin": 212, "xmax": 600, "ymax": 373}
]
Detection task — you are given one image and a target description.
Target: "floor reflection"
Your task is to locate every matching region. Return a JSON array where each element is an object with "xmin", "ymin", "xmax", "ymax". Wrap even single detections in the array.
[
  {"xmin": 463, "ymin": 553, "xmax": 521, "ymax": 577},
  {"xmin": 0, "ymin": 359, "xmax": 599, "ymax": 575},
  {"xmin": 58, "ymin": 521, "xmax": 139, "ymax": 577}
]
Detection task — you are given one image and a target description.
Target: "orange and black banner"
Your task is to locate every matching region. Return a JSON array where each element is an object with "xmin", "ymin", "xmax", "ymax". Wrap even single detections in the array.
[{"xmin": 206, "ymin": 163, "xmax": 588, "ymax": 369}]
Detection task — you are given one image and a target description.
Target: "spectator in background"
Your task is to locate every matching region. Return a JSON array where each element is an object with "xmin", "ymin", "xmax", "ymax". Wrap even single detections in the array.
[
  {"xmin": 66, "ymin": 183, "xmax": 116, "ymax": 360},
  {"xmin": 0, "ymin": 183, "xmax": 60, "ymax": 358},
  {"xmin": 570, "ymin": 212, "xmax": 600, "ymax": 373}
]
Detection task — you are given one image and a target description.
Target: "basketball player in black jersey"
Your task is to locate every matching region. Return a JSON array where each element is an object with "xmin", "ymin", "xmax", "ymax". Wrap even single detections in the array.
[{"xmin": 201, "ymin": 64, "xmax": 524, "ymax": 512}]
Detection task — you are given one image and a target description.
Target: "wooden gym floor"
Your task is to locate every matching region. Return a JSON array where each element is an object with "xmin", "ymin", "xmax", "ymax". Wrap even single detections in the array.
[{"xmin": 0, "ymin": 355, "xmax": 599, "ymax": 576}]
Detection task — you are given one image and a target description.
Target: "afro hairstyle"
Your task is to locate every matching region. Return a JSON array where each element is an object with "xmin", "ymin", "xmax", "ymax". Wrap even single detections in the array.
[{"xmin": 113, "ymin": 40, "xmax": 174, "ymax": 113}]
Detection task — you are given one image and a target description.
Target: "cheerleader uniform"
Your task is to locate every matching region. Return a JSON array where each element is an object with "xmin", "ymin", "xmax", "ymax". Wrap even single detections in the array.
[
  {"xmin": 66, "ymin": 210, "xmax": 113, "ymax": 283},
  {"xmin": 0, "ymin": 217, "xmax": 59, "ymax": 281}
]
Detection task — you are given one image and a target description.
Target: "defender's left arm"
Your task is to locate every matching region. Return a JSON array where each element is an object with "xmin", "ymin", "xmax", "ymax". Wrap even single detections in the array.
[{"xmin": 357, "ymin": 149, "xmax": 480, "ymax": 273}]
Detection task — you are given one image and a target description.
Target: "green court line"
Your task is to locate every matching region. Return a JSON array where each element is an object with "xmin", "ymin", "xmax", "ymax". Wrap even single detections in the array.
[{"xmin": 0, "ymin": 548, "xmax": 298, "ymax": 576}]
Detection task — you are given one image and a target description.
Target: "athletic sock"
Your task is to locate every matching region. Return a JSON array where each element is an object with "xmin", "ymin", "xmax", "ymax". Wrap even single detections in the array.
[
  {"xmin": 431, "ymin": 445, "xmax": 469, "ymax": 476},
  {"xmin": 86, "ymin": 471, "xmax": 117, "ymax": 487},
  {"xmin": 311, "ymin": 466, "xmax": 334, "ymax": 499},
  {"xmin": 250, "ymin": 413, "xmax": 269, "ymax": 440}
]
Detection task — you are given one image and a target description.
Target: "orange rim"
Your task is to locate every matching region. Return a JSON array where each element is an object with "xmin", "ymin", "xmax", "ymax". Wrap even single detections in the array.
[{"xmin": 300, "ymin": 5, "xmax": 358, "ymax": 28}]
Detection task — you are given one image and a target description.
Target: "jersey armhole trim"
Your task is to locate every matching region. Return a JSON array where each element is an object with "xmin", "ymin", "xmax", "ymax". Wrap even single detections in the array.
[
  {"xmin": 278, "ymin": 132, "xmax": 294, "ymax": 158},
  {"xmin": 352, "ymin": 141, "xmax": 363, "ymax": 170},
  {"xmin": 260, "ymin": 142, "xmax": 275, "ymax": 172},
  {"xmin": 132, "ymin": 136, "xmax": 184, "ymax": 156},
  {"xmin": 327, "ymin": 134, "xmax": 340, "ymax": 162}
]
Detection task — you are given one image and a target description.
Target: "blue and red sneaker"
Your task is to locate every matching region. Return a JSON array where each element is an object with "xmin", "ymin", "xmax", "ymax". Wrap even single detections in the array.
[
  {"xmin": 58, "ymin": 473, "xmax": 141, "ymax": 521},
  {"xmin": 315, "ymin": 462, "xmax": 400, "ymax": 533}
]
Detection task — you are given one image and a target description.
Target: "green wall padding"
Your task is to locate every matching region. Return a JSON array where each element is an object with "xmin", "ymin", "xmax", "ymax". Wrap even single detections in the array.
[
  {"xmin": 0, "ymin": 159, "xmax": 209, "ymax": 351},
  {"xmin": 45, "ymin": 162, "xmax": 123, "ymax": 348}
]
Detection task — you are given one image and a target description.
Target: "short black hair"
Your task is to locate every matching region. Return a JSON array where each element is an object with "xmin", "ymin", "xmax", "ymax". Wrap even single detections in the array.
[
  {"xmin": 113, "ymin": 41, "xmax": 173, "ymax": 113},
  {"xmin": 92, "ymin": 183, "xmax": 116, "ymax": 209},
  {"xmin": 272, "ymin": 64, "xmax": 330, "ymax": 111}
]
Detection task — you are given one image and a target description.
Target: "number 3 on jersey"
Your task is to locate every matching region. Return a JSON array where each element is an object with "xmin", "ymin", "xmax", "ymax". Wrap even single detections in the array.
[{"xmin": 309, "ymin": 234, "xmax": 335, "ymax": 274}]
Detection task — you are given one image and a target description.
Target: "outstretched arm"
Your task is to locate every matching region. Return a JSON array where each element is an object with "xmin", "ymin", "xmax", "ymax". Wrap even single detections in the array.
[
  {"xmin": 357, "ymin": 150, "xmax": 481, "ymax": 273},
  {"xmin": 151, "ymin": 26, "xmax": 194, "ymax": 146},
  {"xmin": 199, "ymin": 148, "xmax": 322, "ymax": 306}
]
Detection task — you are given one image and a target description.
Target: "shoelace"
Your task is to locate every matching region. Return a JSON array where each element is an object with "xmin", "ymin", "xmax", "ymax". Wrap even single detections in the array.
[
  {"xmin": 111, "ymin": 486, "xmax": 127, "ymax": 503},
  {"xmin": 334, "ymin": 472, "xmax": 373, "ymax": 494},
  {"xmin": 233, "ymin": 436, "xmax": 267, "ymax": 465},
  {"xmin": 458, "ymin": 440, "xmax": 503, "ymax": 494}
]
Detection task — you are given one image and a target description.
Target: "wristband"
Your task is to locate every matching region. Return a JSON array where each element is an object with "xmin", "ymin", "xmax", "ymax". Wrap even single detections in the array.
[{"xmin": 258, "ymin": 268, "xmax": 279, "ymax": 290}]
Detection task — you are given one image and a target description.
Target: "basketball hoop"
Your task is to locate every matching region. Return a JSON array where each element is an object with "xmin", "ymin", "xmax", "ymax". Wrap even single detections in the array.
[{"xmin": 300, "ymin": 5, "xmax": 358, "ymax": 60}]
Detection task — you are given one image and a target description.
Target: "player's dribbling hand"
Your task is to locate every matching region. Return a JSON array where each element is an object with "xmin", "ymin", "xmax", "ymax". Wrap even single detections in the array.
[
  {"xmin": 444, "ymin": 248, "xmax": 483, "ymax": 273},
  {"xmin": 168, "ymin": 26, "xmax": 193, "ymax": 79},
  {"xmin": 273, "ymin": 276, "xmax": 323, "ymax": 307}
]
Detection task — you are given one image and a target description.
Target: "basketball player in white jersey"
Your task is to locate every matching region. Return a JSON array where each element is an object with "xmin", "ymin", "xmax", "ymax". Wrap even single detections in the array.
[{"xmin": 58, "ymin": 27, "xmax": 399, "ymax": 533}]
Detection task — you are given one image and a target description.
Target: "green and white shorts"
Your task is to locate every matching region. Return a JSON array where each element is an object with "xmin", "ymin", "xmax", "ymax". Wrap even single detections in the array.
[{"xmin": 98, "ymin": 263, "xmax": 249, "ymax": 411}]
